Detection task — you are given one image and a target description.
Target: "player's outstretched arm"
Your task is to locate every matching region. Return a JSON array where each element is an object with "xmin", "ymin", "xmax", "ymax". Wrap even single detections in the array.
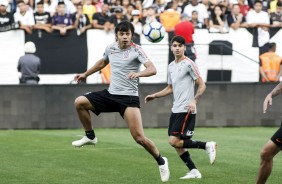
[
  {"xmin": 263, "ymin": 82, "xmax": 282, "ymax": 113},
  {"xmin": 74, "ymin": 58, "xmax": 108, "ymax": 83},
  {"xmin": 145, "ymin": 85, "xmax": 173, "ymax": 103}
]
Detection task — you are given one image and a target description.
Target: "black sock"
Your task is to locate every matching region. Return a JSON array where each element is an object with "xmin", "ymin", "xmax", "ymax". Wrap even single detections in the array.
[
  {"xmin": 183, "ymin": 139, "xmax": 206, "ymax": 149},
  {"xmin": 155, "ymin": 154, "xmax": 165, "ymax": 165},
  {"xmin": 180, "ymin": 151, "xmax": 196, "ymax": 170},
  {"xmin": 85, "ymin": 130, "xmax": 95, "ymax": 140}
]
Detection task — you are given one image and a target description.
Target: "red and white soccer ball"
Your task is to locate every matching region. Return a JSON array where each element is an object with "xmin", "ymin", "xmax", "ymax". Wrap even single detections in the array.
[{"xmin": 143, "ymin": 21, "xmax": 165, "ymax": 43}]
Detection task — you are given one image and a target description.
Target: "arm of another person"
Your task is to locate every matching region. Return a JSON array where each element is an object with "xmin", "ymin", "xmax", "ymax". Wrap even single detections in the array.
[
  {"xmin": 187, "ymin": 76, "xmax": 206, "ymax": 113},
  {"xmin": 145, "ymin": 84, "xmax": 173, "ymax": 103},
  {"xmin": 263, "ymin": 82, "xmax": 282, "ymax": 113},
  {"xmin": 75, "ymin": 58, "xmax": 109, "ymax": 83},
  {"xmin": 276, "ymin": 63, "xmax": 282, "ymax": 82}
]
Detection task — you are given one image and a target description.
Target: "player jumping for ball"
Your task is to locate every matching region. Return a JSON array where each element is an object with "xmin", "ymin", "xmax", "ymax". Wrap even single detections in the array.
[
  {"xmin": 145, "ymin": 35, "xmax": 216, "ymax": 179},
  {"xmin": 71, "ymin": 21, "xmax": 170, "ymax": 182}
]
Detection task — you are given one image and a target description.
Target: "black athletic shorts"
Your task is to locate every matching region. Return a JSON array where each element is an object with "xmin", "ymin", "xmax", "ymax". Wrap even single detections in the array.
[
  {"xmin": 83, "ymin": 89, "xmax": 140, "ymax": 117},
  {"xmin": 168, "ymin": 112, "xmax": 196, "ymax": 139},
  {"xmin": 271, "ymin": 122, "xmax": 282, "ymax": 149}
]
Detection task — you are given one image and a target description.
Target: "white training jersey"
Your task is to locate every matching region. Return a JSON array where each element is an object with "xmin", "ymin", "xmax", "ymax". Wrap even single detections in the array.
[
  {"xmin": 168, "ymin": 57, "xmax": 200, "ymax": 113},
  {"xmin": 103, "ymin": 42, "xmax": 150, "ymax": 96}
]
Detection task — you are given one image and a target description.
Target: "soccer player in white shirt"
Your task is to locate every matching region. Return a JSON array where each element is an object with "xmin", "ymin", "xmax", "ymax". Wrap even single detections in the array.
[
  {"xmin": 145, "ymin": 35, "xmax": 217, "ymax": 180},
  {"xmin": 71, "ymin": 21, "xmax": 170, "ymax": 182}
]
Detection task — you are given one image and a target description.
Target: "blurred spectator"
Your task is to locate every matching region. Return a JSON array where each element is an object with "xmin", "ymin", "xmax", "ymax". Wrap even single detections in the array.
[
  {"xmin": 0, "ymin": 0, "xmax": 17, "ymax": 32},
  {"xmin": 190, "ymin": 10, "xmax": 204, "ymax": 29},
  {"xmin": 124, "ymin": 3, "xmax": 135, "ymax": 21},
  {"xmin": 83, "ymin": 0, "xmax": 96, "ymax": 23},
  {"xmin": 183, "ymin": 0, "xmax": 209, "ymax": 28},
  {"xmin": 175, "ymin": 13, "xmax": 196, "ymax": 61},
  {"xmin": 109, "ymin": 6, "xmax": 127, "ymax": 28},
  {"xmin": 142, "ymin": 5, "xmax": 159, "ymax": 25},
  {"xmin": 52, "ymin": 1, "xmax": 74, "ymax": 36},
  {"xmin": 73, "ymin": 3, "xmax": 91, "ymax": 35},
  {"xmin": 270, "ymin": 1, "xmax": 282, "ymax": 27},
  {"xmin": 49, "ymin": 0, "xmax": 76, "ymax": 16},
  {"xmin": 14, "ymin": 0, "xmax": 34, "ymax": 34},
  {"xmin": 174, "ymin": 0, "xmax": 189, "ymax": 13},
  {"xmin": 160, "ymin": 2, "xmax": 180, "ymax": 62},
  {"xmin": 209, "ymin": 0, "xmax": 228, "ymax": 14},
  {"xmin": 16, "ymin": 0, "xmax": 33, "ymax": 15},
  {"xmin": 260, "ymin": 42, "xmax": 282, "ymax": 82},
  {"xmin": 201, "ymin": 0, "xmax": 212, "ymax": 14},
  {"xmin": 92, "ymin": 3, "xmax": 111, "ymax": 32},
  {"xmin": 269, "ymin": 0, "xmax": 282, "ymax": 13},
  {"xmin": 131, "ymin": 9, "xmax": 142, "ymax": 44},
  {"xmin": 151, "ymin": 0, "xmax": 166, "ymax": 15},
  {"xmin": 227, "ymin": 4, "xmax": 248, "ymax": 30},
  {"xmin": 18, "ymin": 42, "xmax": 41, "ymax": 84},
  {"xmin": 209, "ymin": 5, "xmax": 227, "ymax": 33},
  {"xmin": 246, "ymin": 0, "xmax": 270, "ymax": 54},
  {"xmin": 121, "ymin": 0, "xmax": 130, "ymax": 14},
  {"xmin": 229, "ymin": 0, "xmax": 252, "ymax": 17},
  {"xmin": 33, "ymin": 0, "xmax": 52, "ymax": 34},
  {"xmin": 93, "ymin": 0, "xmax": 103, "ymax": 12}
]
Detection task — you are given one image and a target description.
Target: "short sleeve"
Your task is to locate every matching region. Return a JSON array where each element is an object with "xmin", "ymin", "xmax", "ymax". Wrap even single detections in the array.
[
  {"xmin": 136, "ymin": 45, "xmax": 150, "ymax": 64},
  {"xmin": 188, "ymin": 62, "xmax": 200, "ymax": 81},
  {"xmin": 102, "ymin": 45, "xmax": 110, "ymax": 62}
]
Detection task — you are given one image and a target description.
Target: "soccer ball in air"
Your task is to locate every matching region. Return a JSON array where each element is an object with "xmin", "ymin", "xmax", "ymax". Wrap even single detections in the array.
[{"xmin": 143, "ymin": 21, "xmax": 165, "ymax": 43}]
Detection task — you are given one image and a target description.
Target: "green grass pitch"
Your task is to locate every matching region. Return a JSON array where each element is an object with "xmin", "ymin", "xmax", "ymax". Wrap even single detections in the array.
[{"xmin": 0, "ymin": 128, "xmax": 282, "ymax": 184}]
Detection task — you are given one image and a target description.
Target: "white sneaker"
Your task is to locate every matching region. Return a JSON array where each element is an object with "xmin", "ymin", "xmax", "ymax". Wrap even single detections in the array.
[
  {"xmin": 72, "ymin": 136, "xmax": 98, "ymax": 147},
  {"xmin": 158, "ymin": 157, "xmax": 170, "ymax": 182},
  {"xmin": 205, "ymin": 141, "xmax": 217, "ymax": 164},
  {"xmin": 180, "ymin": 169, "xmax": 202, "ymax": 179}
]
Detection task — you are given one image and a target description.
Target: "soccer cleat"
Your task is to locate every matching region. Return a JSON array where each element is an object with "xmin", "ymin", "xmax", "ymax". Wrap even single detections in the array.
[
  {"xmin": 72, "ymin": 136, "xmax": 98, "ymax": 147},
  {"xmin": 205, "ymin": 141, "xmax": 217, "ymax": 164},
  {"xmin": 158, "ymin": 157, "xmax": 170, "ymax": 182},
  {"xmin": 180, "ymin": 169, "xmax": 202, "ymax": 179}
]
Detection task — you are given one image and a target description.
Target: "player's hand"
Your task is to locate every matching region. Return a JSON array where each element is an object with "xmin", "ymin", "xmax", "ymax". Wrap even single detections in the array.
[
  {"xmin": 74, "ymin": 73, "xmax": 87, "ymax": 83},
  {"xmin": 145, "ymin": 94, "xmax": 155, "ymax": 103},
  {"xmin": 263, "ymin": 94, "xmax": 272, "ymax": 113},
  {"xmin": 128, "ymin": 72, "xmax": 140, "ymax": 79},
  {"xmin": 187, "ymin": 100, "xmax": 196, "ymax": 113}
]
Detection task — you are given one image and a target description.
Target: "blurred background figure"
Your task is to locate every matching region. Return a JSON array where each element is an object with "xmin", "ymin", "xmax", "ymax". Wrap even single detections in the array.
[
  {"xmin": 52, "ymin": 0, "xmax": 74, "ymax": 36},
  {"xmin": 227, "ymin": 3, "xmax": 247, "ymax": 30},
  {"xmin": 259, "ymin": 42, "xmax": 282, "ymax": 83},
  {"xmin": 270, "ymin": 1, "xmax": 282, "ymax": 27},
  {"xmin": 14, "ymin": 0, "xmax": 34, "ymax": 34},
  {"xmin": 0, "ymin": 0, "xmax": 16, "ymax": 32},
  {"xmin": 73, "ymin": 3, "xmax": 91, "ymax": 36},
  {"xmin": 33, "ymin": 0, "xmax": 52, "ymax": 34},
  {"xmin": 18, "ymin": 42, "xmax": 41, "ymax": 84},
  {"xmin": 131, "ymin": 9, "xmax": 142, "ymax": 44},
  {"xmin": 83, "ymin": 0, "xmax": 96, "ymax": 23},
  {"xmin": 92, "ymin": 3, "xmax": 111, "ymax": 32},
  {"xmin": 208, "ymin": 5, "xmax": 227, "ymax": 33}
]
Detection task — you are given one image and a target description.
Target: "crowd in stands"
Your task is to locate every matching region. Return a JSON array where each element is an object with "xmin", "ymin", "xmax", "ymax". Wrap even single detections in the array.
[{"xmin": 0, "ymin": 0, "xmax": 282, "ymax": 38}]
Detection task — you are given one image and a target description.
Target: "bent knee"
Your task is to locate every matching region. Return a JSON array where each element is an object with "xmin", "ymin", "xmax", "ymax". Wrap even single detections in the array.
[
  {"xmin": 260, "ymin": 149, "xmax": 274, "ymax": 161},
  {"xmin": 134, "ymin": 135, "xmax": 146, "ymax": 145},
  {"xmin": 169, "ymin": 137, "xmax": 181, "ymax": 148},
  {"xmin": 74, "ymin": 96, "xmax": 92, "ymax": 109}
]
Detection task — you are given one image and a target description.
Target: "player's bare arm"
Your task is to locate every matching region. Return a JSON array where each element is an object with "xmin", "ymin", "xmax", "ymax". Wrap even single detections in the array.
[
  {"xmin": 145, "ymin": 85, "xmax": 173, "ymax": 103},
  {"xmin": 263, "ymin": 82, "xmax": 282, "ymax": 113},
  {"xmin": 128, "ymin": 61, "xmax": 156, "ymax": 79},
  {"xmin": 75, "ymin": 58, "xmax": 109, "ymax": 83},
  {"xmin": 187, "ymin": 77, "xmax": 206, "ymax": 113}
]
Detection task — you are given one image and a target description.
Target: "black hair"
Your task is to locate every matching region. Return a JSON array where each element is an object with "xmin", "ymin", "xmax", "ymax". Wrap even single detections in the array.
[
  {"xmin": 115, "ymin": 21, "xmax": 135, "ymax": 37},
  {"xmin": 254, "ymin": 0, "xmax": 262, "ymax": 5},
  {"xmin": 36, "ymin": 0, "xmax": 44, "ymax": 5},
  {"xmin": 17, "ymin": 0, "xmax": 25, "ymax": 5},
  {"xmin": 269, "ymin": 42, "xmax": 276, "ymax": 50},
  {"xmin": 277, "ymin": 1, "xmax": 282, "ymax": 7},
  {"xmin": 170, "ymin": 35, "xmax": 186, "ymax": 45}
]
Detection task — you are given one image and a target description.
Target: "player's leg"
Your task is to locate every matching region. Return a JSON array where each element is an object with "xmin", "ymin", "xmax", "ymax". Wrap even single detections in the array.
[
  {"xmin": 123, "ymin": 107, "xmax": 170, "ymax": 182},
  {"xmin": 256, "ymin": 125, "xmax": 282, "ymax": 184},
  {"xmin": 174, "ymin": 147, "xmax": 202, "ymax": 179},
  {"xmin": 169, "ymin": 113, "xmax": 217, "ymax": 164},
  {"xmin": 72, "ymin": 95, "xmax": 97, "ymax": 147},
  {"xmin": 256, "ymin": 140, "xmax": 280, "ymax": 184}
]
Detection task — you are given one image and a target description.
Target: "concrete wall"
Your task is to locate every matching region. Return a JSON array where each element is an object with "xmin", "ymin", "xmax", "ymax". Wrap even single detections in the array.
[{"xmin": 0, "ymin": 83, "xmax": 281, "ymax": 129}]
